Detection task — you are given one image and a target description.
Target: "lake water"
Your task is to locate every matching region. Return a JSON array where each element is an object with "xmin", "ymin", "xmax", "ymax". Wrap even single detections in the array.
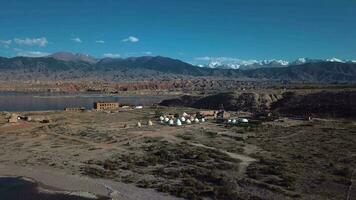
[
  {"xmin": 0, "ymin": 92, "xmax": 169, "ymax": 112},
  {"xmin": 0, "ymin": 177, "xmax": 109, "ymax": 200}
]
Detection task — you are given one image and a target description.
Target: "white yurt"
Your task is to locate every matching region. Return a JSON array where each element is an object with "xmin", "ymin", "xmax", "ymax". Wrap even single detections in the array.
[
  {"xmin": 194, "ymin": 118, "xmax": 199, "ymax": 123},
  {"xmin": 148, "ymin": 120, "xmax": 153, "ymax": 126},
  {"xmin": 201, "ymin": 118, "xmax": 205, "ymax": 122},
  {"xmin": 241, "ymin": 118, "xmax": 249, "ymax": 123},
  {"xmin": 164, "ymin": 117, "xmax": 170, "ymax": 123},
  {"xmin": 182, "ymin": 112, "xmax": 188, "ymax": 117},
  {"xmin": 159, "ymin": 116, "xmax": 165, "ymax": 121},
  {"xmin": 176, "ymin": 119, "xmax": 182, "ymax": 126},
  {"xmin": 137, "ymin": 122, "xmax": 142, "ymax": 127},
  {"xmin": 169, "ymin": 119, "xmax": 174, "ymax": 126},
  {"xmin": 228, "ymin": 119, "xmax": 232, "ymax": 124},
  {"xmin": 181, "ymin": 117, "xmax": 186, "ymax": 122},
  {"xmin": 232, "ymin": 119, "xmax": 237, "ymax": 124},
  {"xmin": 186, "ymin": 119, "xmax": 192, "ymax": 124}
]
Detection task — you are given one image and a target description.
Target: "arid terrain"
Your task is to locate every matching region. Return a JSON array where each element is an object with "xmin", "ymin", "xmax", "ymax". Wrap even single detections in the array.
[
  {"xmin": 0, "ymin": 95, "xmax": 355, "ymax": 200},
  {"xmin": 2, "ymin": 0, "xmax": 356, "ymax": 199}
]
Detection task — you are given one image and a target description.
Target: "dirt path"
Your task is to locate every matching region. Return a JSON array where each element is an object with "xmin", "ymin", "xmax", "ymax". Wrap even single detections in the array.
[
  {"xmin": 189, "ymin": 142, "xmax": 257, "ymax": 176},
  {"xmin": 126, "ymin": 125, "xmax": 259, "ymax": 177},
  {"xmin": 346, "ymin": 168, "xmax": 355, "ymax": 200}
]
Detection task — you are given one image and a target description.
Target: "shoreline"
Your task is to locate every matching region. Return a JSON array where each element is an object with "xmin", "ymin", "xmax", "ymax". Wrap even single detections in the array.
[
  {"xmin": 0, "ymin": 92, "xmax": 174, "ymax": 112},
  {"xmin": 0, "ymin": 164, "xmax": 182, "ymax": 200},
  {"xmin": 0, "ymin": 90, "xmax": 186, "ymax": 97},
  {"xmin": 0, "ymin": 176, "xmax": 101, "ymax": 199}
]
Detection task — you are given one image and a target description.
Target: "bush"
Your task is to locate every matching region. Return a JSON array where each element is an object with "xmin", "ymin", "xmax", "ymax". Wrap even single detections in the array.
[
  {"xmin": 332, "ymin": 167, "xmax": 350, "ymax": 177},
  {"xmin": 155, "ymin": 110, "xmax": 164, "ymax": 117}
]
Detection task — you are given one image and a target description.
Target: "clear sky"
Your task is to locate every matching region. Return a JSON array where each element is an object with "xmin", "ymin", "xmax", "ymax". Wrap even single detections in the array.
[{"xmin": 0, "ymin": 0, "xmax": 355, "ymax": 63}]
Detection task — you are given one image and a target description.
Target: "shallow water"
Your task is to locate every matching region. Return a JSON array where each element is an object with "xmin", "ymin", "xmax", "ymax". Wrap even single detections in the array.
[
  {"xmin": 0, "ymin": 177, "xmax": 108, "ymax": 200},
  {"xmin": 0, "ymin": 92, "xmax": 168, "ymax": 111}
]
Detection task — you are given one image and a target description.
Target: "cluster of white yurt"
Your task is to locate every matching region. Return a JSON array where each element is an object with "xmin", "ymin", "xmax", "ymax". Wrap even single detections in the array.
[
  {"xmin": 159, "ymin": 113, "xmax": 206, "ymax": 126},
  {"xmin": 186, "ymin": 115, "xmax": 205, "ymax": 124},
  {"xmin": 227, "ymin": 118, "xmax": 249, "ymax": 125}
]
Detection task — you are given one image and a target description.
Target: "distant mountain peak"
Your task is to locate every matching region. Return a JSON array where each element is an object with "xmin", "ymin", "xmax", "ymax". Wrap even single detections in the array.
[
  {"xmin": 48, "ymin": 52, "xmax": 97, "ymax": 64},
  {"xmin": 199, "ymin": 58, "xmax": 290, "ymax": 70},
  {"xmin": 326, "ymin": 58, "xmax": 345, "ymax": 63},
  {"xmin": 197, "ymin": 57, "xmax": 356, "ymax": 70}
]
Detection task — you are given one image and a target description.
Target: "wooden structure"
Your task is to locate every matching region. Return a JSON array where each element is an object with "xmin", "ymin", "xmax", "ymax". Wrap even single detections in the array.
[{"xmin": 94, "ymin": 102, "xmax": 119, "ymax": 110}]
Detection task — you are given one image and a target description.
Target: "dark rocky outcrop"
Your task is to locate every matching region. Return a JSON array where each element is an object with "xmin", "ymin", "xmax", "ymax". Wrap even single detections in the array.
[
  {"xmin": 271, "ymin": 90, "xmax": 356, "ymax": 118},
  {"xmin": 192, "ymin": 92, "xmax": 282, "ymax": 112},
  {"xmin": 159, "ymin": 92, "xmax": 283, "ymax": 112},
  {"xmin": 160, "ymin": 90, "xmax": 356, "ymax": 118},
  {"xmin": 159, "ymin": 95, "xmax": 201, "ymax": 107}
]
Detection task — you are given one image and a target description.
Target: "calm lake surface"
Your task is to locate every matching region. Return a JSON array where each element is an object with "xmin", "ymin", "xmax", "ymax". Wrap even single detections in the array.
[
  {"xmin": 0, "ymin": 92, "xmax": 169, "ymax": 112},
  {"xmin": 0, "ymin": 177, "xmax": 108, "ymax": 200}
]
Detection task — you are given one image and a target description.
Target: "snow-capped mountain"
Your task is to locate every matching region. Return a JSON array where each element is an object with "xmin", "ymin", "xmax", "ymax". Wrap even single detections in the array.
[
  {"xmin": 326, "ymin": 58, "xmax": 345, "ymax": 63},
  {"xmin": 196, "ymin": 57, "xmax": 355, "ymax": 70},
  {"xmin": 196, "ymin": 58, "xmax": 289, "ymax": 70}
]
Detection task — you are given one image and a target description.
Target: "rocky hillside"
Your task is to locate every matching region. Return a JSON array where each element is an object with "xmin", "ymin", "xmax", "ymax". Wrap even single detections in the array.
[
  {"xmin": 192, "ymin": 92, "xmax": 282, "ymax": 111},
  {"xmin": 158, "ymin": 95, "xmax": 202, "ymax": 107},
  {"xmin": 271, "ymin": 90, "xmax": 356, "ymax": 118},
  {"xmin": 160, "ymin": 90, "xmax": 356, "ymax": 118},
  {"xmin": 159, "ymin": 92, "xmax": 283, "ymax": 112}
]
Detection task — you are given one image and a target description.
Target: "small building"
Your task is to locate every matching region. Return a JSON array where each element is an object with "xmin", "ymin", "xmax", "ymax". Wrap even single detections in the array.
[
  {"xmin": 135, "ymin": 106, "xmax": 143, "ymax": 109},
  {"xmin": 216, "ymin": 111, "xmax": 230, "ymax": 122},
  {"xmin": 8, "ymin": 114, "xmax": 19, "ymax": 123},
  {"xmin": 94, "ymin": 102, "xmax": 119, "ymax": 110},
  {"xmin": 41, "ymin": 119, "xmax": 51, "ymax": 123},
  {"xmin": 64, "ymin": 107, "xmax": 86, "ymax": 112},
  {"xmin": 197, "ymin": 110, "xmax": 217, "ymax": 119}
]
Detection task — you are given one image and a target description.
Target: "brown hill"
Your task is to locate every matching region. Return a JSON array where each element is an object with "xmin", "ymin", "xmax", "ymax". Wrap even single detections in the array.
[
  {"xmin": 160, "ymin": 90, "xmax": 356, "ymax": 118},
  {"xmin": 192, "ymin": 92, "xmax": 282, "ymax": 112},
  {"xmin": 158, "ymin": 95, "xmax": 201, "ymax": 107},
  {"xmin": 272, "ymin": 90, "xmax": 356, "ymax": 118},
  {"xmin": 159, "ymin": 92, "xmax": 283, "ymax": 112}
]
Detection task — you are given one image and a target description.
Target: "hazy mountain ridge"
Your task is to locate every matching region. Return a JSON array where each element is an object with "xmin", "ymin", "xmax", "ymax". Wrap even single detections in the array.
[
  {"xmin": 0, "ymin": 53, "xmax": 355, "ymax": 83},
  {"xmin": 95, "ymin": 56, "xmax": 207, "ymax": 76},
  {"xmin": 243, "ymin": 62, "xmax": 356, "ymax": 83},
  {"xmin": 48, "ymin": 52, "xmax": 98, "ymax": 64}
]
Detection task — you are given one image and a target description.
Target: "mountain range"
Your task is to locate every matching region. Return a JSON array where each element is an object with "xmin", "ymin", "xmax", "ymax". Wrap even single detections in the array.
[
  {"xmin": 198, "ymin": 57, "xmax": 356, "ymax": 70},
  {"xmin": 49, "ymin": 52, "xmax": 97, "ymax": 64},
  {"xmin": 0, "ymin": 52, "xmax": 355, "ymax": 83}
]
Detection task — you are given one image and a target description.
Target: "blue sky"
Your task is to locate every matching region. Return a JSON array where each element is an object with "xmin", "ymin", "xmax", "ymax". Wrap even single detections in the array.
[{"xmin": 0, "ymin": 0, "xmax": 355, "ymax": 63}]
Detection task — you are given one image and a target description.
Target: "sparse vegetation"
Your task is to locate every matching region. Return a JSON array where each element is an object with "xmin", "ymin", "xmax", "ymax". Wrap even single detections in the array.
[
  {"xmin": 82, "ymin": 140, "xmax": 243, "ymax": 200},
  {"xmin": 0, "ymin": 103, "xmax": 355, "ymax": 200}
]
